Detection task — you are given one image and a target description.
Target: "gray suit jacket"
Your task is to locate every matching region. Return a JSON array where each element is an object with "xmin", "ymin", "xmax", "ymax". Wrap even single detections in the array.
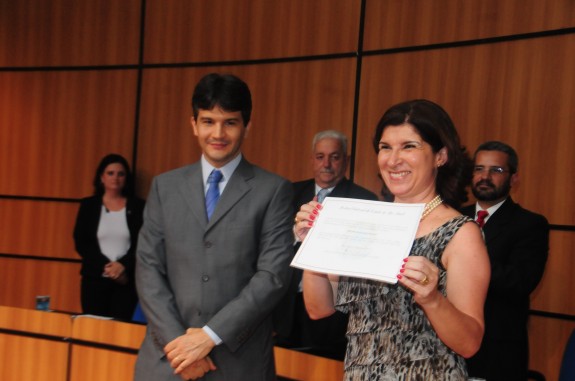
[{"xmin": 134, "ymin": 158, "xmax": 294, "ymax": 381}]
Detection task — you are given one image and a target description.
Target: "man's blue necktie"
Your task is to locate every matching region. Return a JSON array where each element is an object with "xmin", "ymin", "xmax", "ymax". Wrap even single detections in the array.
[{"xmin": 205, "ymin": 170, "xmax": 223, "ymax": 220}]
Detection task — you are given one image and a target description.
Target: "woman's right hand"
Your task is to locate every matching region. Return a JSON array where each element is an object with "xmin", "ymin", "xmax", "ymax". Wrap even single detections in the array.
[
  {"xmin": 294, "ymin": 201, "xmax": 322, "ymax": 242},
  {"xmin": 103, "ymin": 261, "xmax": 128, "ymax": 285}
]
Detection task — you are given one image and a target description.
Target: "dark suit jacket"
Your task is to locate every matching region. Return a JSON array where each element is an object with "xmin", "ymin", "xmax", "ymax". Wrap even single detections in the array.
[
  {"xmin": 73, "ymin": 195, "xmax": 145, "ymax": 280},
  {"xmin": 462, "ymin": 197, "xmax": 549, "ymax": 381},
  {"xmin": 274, "ymin": 178, "xmax": 378, "ymax": 360},
  {"xmin": 135, "ymin": 158, "xmax": 294, "ymax": 381},
  {"xmin": 292, "ymin": 178, "xmax": 379, "ymax": 211}
]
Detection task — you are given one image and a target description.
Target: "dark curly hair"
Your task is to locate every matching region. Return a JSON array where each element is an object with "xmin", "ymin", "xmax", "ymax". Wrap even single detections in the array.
[{"xmin": 372, "ymin": 99, "xmax": 473, "ymax": 209}]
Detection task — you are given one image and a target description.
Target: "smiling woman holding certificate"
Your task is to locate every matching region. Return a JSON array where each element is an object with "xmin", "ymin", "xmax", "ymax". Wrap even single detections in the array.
[{"xmin": 295, "ymin": 99, "xmax": 490, "ymax": 380}]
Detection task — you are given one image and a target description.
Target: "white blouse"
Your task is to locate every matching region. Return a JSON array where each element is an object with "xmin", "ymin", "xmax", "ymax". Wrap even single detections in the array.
[{"xmin": 97, "ymin": 205, "xmax": 130, "ymax": 262}]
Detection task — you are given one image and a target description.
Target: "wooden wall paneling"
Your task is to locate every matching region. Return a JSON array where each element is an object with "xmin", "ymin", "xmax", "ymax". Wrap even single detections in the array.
[
  {"xmin": 0, "ymin": 199, "xmax": 77, "ymax": 258},
  {"xmin": 531, "ymin": 231, "xmax": 575, "ymax": 315},
  {"xmin": 363, "ymin": 0, "xmax": 575, "ymax": 51},
  {"xmin": 240, "ymin": 60, "xmax": 358, "ymax": 183},
  {"xmin": 144, "ymin": 0, "xmax": 362, "ymax": 64},
  {"xmin": 0, "ymin": 258, "xmax": 81, "ymax": 313},
  {"xmin": 355, "ymin": 34, "xmax": 575, "ymax": 225},
  {"xmin": 134, "ymin": 67, "xmax": 201, "ymax": 196},
  {"xmin": 0, "ymin": 0, "xmax": 142, "ymax": 67},
  {"xmin": 137, "ymin": 59, "xmax": 358, "ymax": 195},
  {"xmin": 528, "ymin": 316, "xmax": 575, "ymax": 381},
  {"xmin": 274, "ymin": 347, "xmax": 344, "ymax": 381},
  {"xmin": 0, "ymin": 70, "xmax": 139, "ymax": 199}
]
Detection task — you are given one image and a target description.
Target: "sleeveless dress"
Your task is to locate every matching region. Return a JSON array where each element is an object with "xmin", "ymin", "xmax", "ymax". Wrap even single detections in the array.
[{"xmin": 336, "ymin": 216, "xmax": 473, "ymax": 381}]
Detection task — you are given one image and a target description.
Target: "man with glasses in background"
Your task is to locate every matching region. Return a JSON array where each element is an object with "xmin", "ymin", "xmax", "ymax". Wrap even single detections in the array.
[{"xmin": 462, "ymin": 141, "xmax": 549, "ymax": 381}]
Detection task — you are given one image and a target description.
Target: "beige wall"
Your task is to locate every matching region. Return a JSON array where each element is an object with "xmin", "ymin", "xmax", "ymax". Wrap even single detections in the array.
[{"xmin": 0, "ymin": 1, "xmax": 574, "ymax": 379}]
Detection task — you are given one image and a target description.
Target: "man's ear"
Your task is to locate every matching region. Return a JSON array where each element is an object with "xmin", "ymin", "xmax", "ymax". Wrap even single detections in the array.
[
  {"xmin": 190, "ymin": 116, "xmax": 198, "ymax": 136},
  {"xmin": 244, "ymin": 121, "xmax": 251, "ymax": 138},
  {"xmin": 510, "ymin": 172, "xmax": 519, "ymax": 188}
]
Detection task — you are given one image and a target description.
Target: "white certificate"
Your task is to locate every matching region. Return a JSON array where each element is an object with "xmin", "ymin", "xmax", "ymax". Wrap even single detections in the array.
[{"xmin": 291, "ymin": 197, "xmax": 424, "ymax": 283}]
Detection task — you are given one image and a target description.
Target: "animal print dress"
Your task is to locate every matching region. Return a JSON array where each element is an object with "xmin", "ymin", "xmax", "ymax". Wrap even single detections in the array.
[{"xmin": 336, "ymin": 216, "xmax": 472, "ymax": 381}]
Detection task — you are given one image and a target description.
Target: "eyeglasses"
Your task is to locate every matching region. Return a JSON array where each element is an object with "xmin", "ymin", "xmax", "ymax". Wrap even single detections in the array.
[{"xmin": 473, "ymin": 166, "xmax": 509, "ymax": 175}]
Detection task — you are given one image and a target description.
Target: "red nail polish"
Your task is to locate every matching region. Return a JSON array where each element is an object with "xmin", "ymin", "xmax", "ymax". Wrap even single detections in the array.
[
  {"xmin": 308, "ymin": 221, "xmax": 313, "ymax": 226},
  {"xmin": 310, "ymin": 215, "xmax": 316, "ymax": 220},
  {"xmin": 317, "ymin": 204, "xmax": 323, "ymax": 210},
  {"xmin": 312, "ymin": 209, "xmax": 319, "ymax": 215},
  {"xmin": 403, "ymin": 258, "xmax": 409, "ymax": 262},
  {"xmin": 400, "ymin": 268, "xmax": 405, "ymax": 273},
  {"xmin": 401, "ymin": 263, "xmax": 405, "ymax": 268},
  {"xmin": 397, "ymin": 274, "xmax": 403, "ymax": 279}
]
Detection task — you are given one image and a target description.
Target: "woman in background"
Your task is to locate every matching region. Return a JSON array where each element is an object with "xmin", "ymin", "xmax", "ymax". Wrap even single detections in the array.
[
  {"xmin": 296, "ymin": 99, "xmax": 490, "ymax": 380},
  {"xmin": 74, "ymin": 153, "xmax": 144, "ymax": 320}
]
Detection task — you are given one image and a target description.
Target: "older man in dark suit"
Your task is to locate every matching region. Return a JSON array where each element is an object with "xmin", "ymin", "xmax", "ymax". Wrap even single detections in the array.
[
  {"xmin": 274, "ymin": 130, "xmax": 378, "ymax": 361},
  {"xmin": 462, "ymin": 141, "xmax": 549, "ymax": 381},
  {"xmin": 135, "ymin": 73, "xmax": 293, "ymax": 380}
]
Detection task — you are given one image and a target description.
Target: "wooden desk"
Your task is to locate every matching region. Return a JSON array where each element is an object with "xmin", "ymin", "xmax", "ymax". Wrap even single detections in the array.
[
  {"xmin": 0, "ymin": 306, "xmax": 71, "ymax": 381},
  {"xmin": 69, "ymin": 316, "xmax": 145, "ymax": 381},
  {"xmin": 274, "ymin": 346, "xmax": 344, "ymax": 381},
  {"xmin": 0, "ymin": 306, "xmax": 344, "ymax": 381}
]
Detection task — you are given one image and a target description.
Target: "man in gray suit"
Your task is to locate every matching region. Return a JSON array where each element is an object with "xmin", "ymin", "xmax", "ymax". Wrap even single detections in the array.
[{"xmin": 134, "ymin": 73, "xmax": 294, "ymax": 380}]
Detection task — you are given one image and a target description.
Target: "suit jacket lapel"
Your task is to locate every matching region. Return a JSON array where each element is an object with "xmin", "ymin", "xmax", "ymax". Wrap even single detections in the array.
[
  {"xmin": 296, "ymin": 181, "xmax": 315, "ymax": 205},
  {"xmin": 330, "ymin": 178, "xmax": 352, "ymax": 198},
  {"xmin": 178, "ymin": 163, "xmax": 208, "ymax": 227},
  {"xmin": 296, "ymin": 178, "xmax": 350, "ymax": 203},
  {"xmin": 482, "ymin": 198, "xmax": 516, "ymax": 244}
]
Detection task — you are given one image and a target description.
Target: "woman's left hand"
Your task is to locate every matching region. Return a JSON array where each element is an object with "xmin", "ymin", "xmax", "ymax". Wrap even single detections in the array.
[
  {"xmin": 294, "ymin": 201, "xmax": 322, "ymax": 242},
  {"xmin": 104, "ymin": 261, "xmax": 127, "ymax": 284},
  {"xmin": 397, "ymin": 256, "xmax": 440, "ymax": 304}
]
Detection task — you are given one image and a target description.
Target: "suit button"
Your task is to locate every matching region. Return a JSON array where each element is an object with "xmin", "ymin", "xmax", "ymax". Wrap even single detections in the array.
[
  {"xmin": 205, "ymin": 241, "xmax": 212, "ymax": 248},
  {"xmin": 202, "ymin": 275, "xmax": 209, "ymax": 282}
]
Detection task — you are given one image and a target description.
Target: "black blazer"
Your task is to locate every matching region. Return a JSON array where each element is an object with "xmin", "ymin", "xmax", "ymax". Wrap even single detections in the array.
[
  {"xmin": 292, "ymin": 177, "xmax": 379, "ymax": 212},
  {"xmin": 462, "ymin": 197, "xmax": 549, "ymax": 380},
  {"xmin": 274, "ymin": 178, "xmax": 378, "ymax": 340},
  {"xmin": 73, "ymin": 195, "xmax": 145, "ymax": 279}
]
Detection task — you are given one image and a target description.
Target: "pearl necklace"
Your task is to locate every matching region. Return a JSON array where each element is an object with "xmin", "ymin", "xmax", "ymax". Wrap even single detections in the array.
[{"xmin": 420, "ymin": 195, "xmax": 443, "ymax": 220}]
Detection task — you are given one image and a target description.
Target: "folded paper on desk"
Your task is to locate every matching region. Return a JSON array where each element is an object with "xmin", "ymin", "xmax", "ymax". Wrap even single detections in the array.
[{"xmin": 73, "ymin": 314, "xmax": 114, "ymax": 320}]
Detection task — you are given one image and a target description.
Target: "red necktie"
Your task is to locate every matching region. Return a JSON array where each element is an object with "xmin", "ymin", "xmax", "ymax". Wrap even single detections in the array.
[{"xmin": 476, "ymin": 210, "xmax": 489, "ymax": 228}]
